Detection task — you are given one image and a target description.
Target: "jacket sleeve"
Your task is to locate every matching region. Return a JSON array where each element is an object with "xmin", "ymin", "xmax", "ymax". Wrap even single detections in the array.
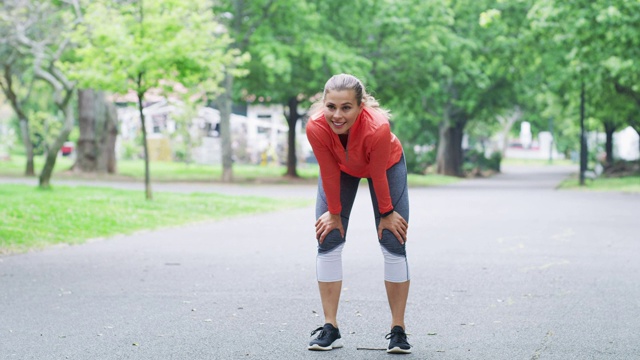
[
  {"xmin": 368, "ymin": 123, "xmax": 394, "ymax": 214},
  {"xmin": 306, "ymin": 121, "xmax": 342, "ymax": 215}
]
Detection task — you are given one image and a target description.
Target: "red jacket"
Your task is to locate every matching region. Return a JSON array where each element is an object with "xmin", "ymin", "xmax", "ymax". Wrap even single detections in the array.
[{"xmin": 306, "ymin": 107, "xmax": 403, "ymax": 215}]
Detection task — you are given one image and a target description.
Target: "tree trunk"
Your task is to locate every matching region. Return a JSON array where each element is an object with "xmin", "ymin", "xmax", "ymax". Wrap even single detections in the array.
[
  {"xmin": 76, "ymin": 89, "xmax": 118, "ymax": 173},
  {"xmin": 136, "ymin": 73, "xmax": 152, "ymax": 200},
  {"xmin": 39, "ymin": 101, "xmax": 74, "ymax": 188},
  {"xmin": 1, "ymin": 65, "xmax": 35, "ymax": 176},
  {"xmin": 105, "ymin": 101, "xmax": 118, "ymax": 174},
  {"xmin": 218, "ymin": 71, "xmax": 234, "ymax": 182},
  {"xmin": 285, "ymin": 96, "xmax": 300, "ymax": 178},
  {"xmin": 436, "ymin": 111, "xmax": 466, "ymax": 177},
  {"xmin": 497, "ymin": 106, "xmax": 522, "ymax": 157},
  {"xmin": 628, "ymin": 117, "xmax": 640, "ymax": 165},
  {"xmin": 603, "ymin": 120, "xmax": 616, "ymax": 167},
  {"xmin": 76, "ymin": 89, "xmax": 98, "ymax": 172},
  {"xmin": 19, "ymin": 116, "xmax": 35, "ymax": 176},
  {"xmin": 579, "ymin": 82, "xmax": 587, "ymax": 186},
  {"xmin": 138, "ymin": 94, "xmax": 152, "ymax": 200}
]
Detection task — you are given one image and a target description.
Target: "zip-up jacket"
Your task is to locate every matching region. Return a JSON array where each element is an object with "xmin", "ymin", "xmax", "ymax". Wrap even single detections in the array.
[{"xmin": 306, "ymin": 106, "xmax": 403, "ymax": 215}]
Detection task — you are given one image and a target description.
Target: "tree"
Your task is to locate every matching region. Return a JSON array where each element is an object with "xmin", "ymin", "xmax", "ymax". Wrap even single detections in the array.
[
  {"xmin": 73, "ymin": 0, "xmax": 237, "ymax": 198},
  {"xmin": 363, "ymin": 0, "xmax": 495, "ymax": 176},
  {"xmin": 528, "ymin": 0, "xmax": 640, "ymax": 181},
  {"xmin": 1, "ymin": 0, "xmax": 82, "ymax": 187},
  {"xmin": 1, "ymin": 1, "xmax": 40, "ymax": 176},
  {"xmin": 239, "ymin": 0, "xmax": 371, "ymax": 178},
  {"xmin": 213, "ymin": 0, "xmax": 274, "ymax": 182},
  {"xmin": 75, "ymin": 89, "xmax": 118, "ymax": 173},
  {"xmin": 0, "ymin": 47, "xmax": 36, "ymax": 176}
]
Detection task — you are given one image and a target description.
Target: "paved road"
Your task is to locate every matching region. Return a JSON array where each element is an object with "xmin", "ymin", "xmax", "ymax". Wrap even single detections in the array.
[{"xmin": 1, "ymin": 165, "xmax": 639, "ymax": 359}]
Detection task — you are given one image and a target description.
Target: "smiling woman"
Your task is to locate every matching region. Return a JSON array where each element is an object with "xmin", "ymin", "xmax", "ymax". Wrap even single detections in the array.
[
  {"xmin": 322, "ymin": 90, "xmax": 361, "ymax": 135},
  {"xmin": 304, "ymin": 74, "xmax": 412, "ymax": 354}
]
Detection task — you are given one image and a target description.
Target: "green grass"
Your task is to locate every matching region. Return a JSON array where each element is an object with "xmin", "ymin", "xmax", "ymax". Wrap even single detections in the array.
[
  {"xmin": 0, "ymin": 184, "xmax": 311, "ymax": 254},
  {"xmin": 407, "ymin": 173, "xmax": 460, "ymax": 187},
  {"xmin": 0, "ymin": 154, "xmax": 319, "ymax": 182},
  {"xmin": 558, "ymin": 175, "xmax": 640, "ymax": 193},
  {"xmin": 0, "ymin": 154, "xmax": 75, "ymax": 177},
  {"xmin": 116, "ymin": 159, "xmax": 321, "ymax": 182},
  {"xmin": 502, "ymin": 158, "xmax": 574, "ymax": 166},
  {"xmin": 0, "ymin": 154, "xmax": 459, "ymax": 186}
]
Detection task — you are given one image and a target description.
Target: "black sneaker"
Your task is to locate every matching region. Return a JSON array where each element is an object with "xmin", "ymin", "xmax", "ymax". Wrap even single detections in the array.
[
  {"xmin": 308, "ymin": 323, "xmax": 343, "ymax": 351},
  {"xmin": 385, "ymin": 325, "xmax": 411, "ymax": 354}
]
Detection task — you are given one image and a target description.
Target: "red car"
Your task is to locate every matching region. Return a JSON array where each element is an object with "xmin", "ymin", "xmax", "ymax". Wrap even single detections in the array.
[{"xmin": 61, "ymin": 142, "xmax": 74, "ymax": 156}]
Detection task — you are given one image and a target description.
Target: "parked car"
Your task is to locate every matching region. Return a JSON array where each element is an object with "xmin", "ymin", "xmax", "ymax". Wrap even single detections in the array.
[{"xmin": 61, "ymin": 141, "xmax": 74, "ymax": 156}]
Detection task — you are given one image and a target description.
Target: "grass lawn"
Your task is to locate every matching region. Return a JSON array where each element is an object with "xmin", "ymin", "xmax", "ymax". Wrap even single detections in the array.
[
  {"xmin": 116, "ymin": 159, "xmax": 322, "ymax": 182},
  {"xmin": 558, "ymin": 175, "xmax": 640, "ymax": 193},
  {"xmin": 502, "ymin": 158, "xmax": 575, "ymax": 166},
  {"xmin": 0, "ymin": 154, "xmax": 460, "ymax": 186},
  {"xmin": 0, "ymin": 184, "xmax": 311, "ymax": 254},
  {"xmin": 0, "ymin": 154, "xmax": 319, "ymax": 182},
  {"xmin": 407, "ymin": 173, "xmax": 460, "ymax": 187}
]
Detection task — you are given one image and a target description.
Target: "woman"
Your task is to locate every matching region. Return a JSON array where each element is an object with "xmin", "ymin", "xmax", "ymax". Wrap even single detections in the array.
[{"xmin": 306, "ymin": 74, "xmax": 411, "ymax": 354}]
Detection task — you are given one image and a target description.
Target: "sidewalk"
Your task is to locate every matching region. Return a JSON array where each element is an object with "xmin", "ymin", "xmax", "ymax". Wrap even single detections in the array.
[{"xmin": 1, "ymin": 165, "xmax": 639, "ymax": 359}]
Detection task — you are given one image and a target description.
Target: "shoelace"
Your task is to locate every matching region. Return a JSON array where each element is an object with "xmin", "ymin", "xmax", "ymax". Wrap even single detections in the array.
[
  {"xmin": 385, "ymin": 329, "xmax": 409, "ymax": 345},
  {"xmin": 310, "ymin": 326, "xmax": 325, "ymax": 337}
]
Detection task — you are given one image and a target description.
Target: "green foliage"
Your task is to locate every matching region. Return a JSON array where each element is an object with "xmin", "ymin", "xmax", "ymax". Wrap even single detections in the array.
[
  {"xmin": 527, "ymin": 0, "xmax": 640, "ymax": 135},
  {"xmin": 463, "ymin": 149, "xmax": 502, "ymax": 175},
  {"xmin": 5, "ymin": 0, "xmax": 640, "ymax": 180},
  {"xmin": 70, "ymin": 0, "xmax": 238, "ymax": 98},
  {"xmin": 404, "ymin": 146, "xmax": 436, "ymax": 175},
  {"xmin": 28, "ymin": 111, "xmax": 63, "ymax": 155},
  {"xmin": 120, "ymin": 138, "xmax": 143, "ymax": 161}
]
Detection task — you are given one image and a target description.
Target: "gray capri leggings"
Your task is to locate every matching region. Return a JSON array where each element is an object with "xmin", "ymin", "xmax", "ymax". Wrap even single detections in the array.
[{"xmin": 315, "ymin": 154, "xmax": 410, "ymax": 282}]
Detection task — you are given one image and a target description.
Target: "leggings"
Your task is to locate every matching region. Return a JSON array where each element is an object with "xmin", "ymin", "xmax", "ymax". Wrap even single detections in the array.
[{"xmin": 315, "ymin": 155, "xmax": 410, "ymax": 283}]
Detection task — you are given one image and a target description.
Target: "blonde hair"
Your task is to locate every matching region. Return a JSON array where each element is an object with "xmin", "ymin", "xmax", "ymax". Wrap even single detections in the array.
[{"xmin": 310, "ymin": 74, "xmax": 391, "ymax": 118}]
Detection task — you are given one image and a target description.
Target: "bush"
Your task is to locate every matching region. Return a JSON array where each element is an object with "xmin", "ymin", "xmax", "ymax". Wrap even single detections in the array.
[
  {"xmin": 121, "ymin": 139, "xmax": 142, "ymax": 160},
  {"xmin": 463, "ymin": 149, "xmax": 501, "ymax": 176},
  {"xmin": 405, "ymin": 146, "xmax": 436, "ymax": 174}
]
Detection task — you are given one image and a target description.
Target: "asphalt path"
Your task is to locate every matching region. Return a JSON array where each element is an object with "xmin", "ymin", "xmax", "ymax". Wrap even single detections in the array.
[{"xmin": 1, "ymin": 165, "xmax": 639, "ymax": 359}]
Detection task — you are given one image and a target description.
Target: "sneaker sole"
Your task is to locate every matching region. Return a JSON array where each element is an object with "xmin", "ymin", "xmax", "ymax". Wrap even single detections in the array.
[
  {"xmin": 387, "ymin": 346, "xmax": 411, "ymax": 354},
  {"xmin": 308, "ymin": 339, "xmax": 344, "ymax": 351}
]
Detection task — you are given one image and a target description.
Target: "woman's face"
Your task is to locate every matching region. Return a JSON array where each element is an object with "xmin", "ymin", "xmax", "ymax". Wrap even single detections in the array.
[{"xmin": 323, "ymin": 89, "xmax": 362, "ymax": 135}]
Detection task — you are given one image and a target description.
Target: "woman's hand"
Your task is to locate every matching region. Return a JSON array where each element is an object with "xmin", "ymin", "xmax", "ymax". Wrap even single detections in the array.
[
  {"xmin": 315, "ymin": 211, "xmax": 344, "ymax": 244},
  {"xmin": 378, "ymin": 211, "xmax": 408, "ymax": 244}
]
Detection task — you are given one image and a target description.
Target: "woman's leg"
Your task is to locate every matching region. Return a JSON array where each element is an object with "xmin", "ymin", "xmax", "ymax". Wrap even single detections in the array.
[
  {"xmin": 315, "ymin": 172, "xmax": 361, "ymax": 327},
  {"xmin": 318, "ymin": 281, "xmax": 343, "ymax": 327},
  {"xmin": 385, "ymin": 280, "xmax": 410, "ymax": 329},
  {"xmin": 368, "ymin": 155, "xmax": 411, "ymax": 329}
]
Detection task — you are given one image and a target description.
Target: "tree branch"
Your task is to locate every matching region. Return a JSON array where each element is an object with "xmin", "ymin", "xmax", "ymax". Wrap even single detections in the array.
[
  {"xmin": 238, "ymin": 0, "xmax": 276, "ymax": 50},
  {"xmin": 1, "ymin": 63, "xmax": 29, "ymax": 121},
  {"xmin": 614, "ymin": 82, "xmax": 640, "ymax": 107}
]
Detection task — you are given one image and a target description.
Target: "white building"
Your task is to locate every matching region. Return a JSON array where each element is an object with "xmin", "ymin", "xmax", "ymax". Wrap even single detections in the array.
[
  {"xmin": 614, "ymin": 126, "xmax": 640, "ymax": 161},
  {"xmin": 115, "ymin": 99, "xmax": 295, "ymax": 165}
]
